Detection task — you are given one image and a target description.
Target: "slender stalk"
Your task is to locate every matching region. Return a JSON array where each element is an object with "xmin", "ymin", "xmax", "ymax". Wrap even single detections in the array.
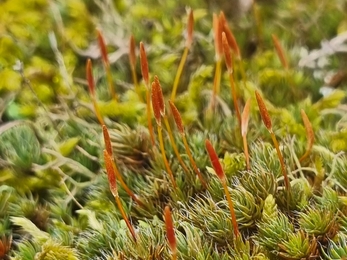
[
  {"xmin": 104, "ymin": 150, "xmax": 137, "ymax": 242},
  {"xmin": 171, "ymin": 47, "xmax": 189, "ymax": 101},
  {"xmin": 221, "ymin": 179, "xmax": 239, "ymax": 237},
  {"xmin": 163, "ymin": 116, "xmax": 190, "ymax": 175},
  {"xmin": 205, "ymin": 139, "xmax": 239, "ymax": 236},
  {"xmin": 171, "ymin": 9, "xmax": 194, "ymax": 101}
]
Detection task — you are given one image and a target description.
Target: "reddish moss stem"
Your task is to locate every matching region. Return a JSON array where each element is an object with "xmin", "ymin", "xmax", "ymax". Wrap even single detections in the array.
[
  {"xmin": 104, "ymin": 150, "xmax": 137, "ymax": 242},
  {"xmin": 169, "ymin": 101, "xmax": 207, "ymax": 188},
  {"xmin": 102, "ymin": 125, "xmax": 143, "ymax": 206},
  {"xmin": 255, "ymin": 91, "xmax": 290, "ymax": 191},
  {"xmin": 205, "ymin": 139, "xmax": 239, "ymax": 236},
  {"xmin": 164, "ymin": 206, "xmax": 177, "ymax": 260}
]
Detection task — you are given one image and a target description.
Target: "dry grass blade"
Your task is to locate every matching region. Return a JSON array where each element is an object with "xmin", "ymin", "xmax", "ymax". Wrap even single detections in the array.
[{"xmin": 164, "ymin": 206, "xmax": 177, "ymax": 260}]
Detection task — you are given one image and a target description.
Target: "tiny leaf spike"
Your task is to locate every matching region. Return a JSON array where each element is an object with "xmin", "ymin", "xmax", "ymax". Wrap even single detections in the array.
[
  {"xmin": 241, "ymin": 99, "xmax": 251, "ymax": 170},
  {"xmin": 104, "ymin": 150, "xmax": 137, "ymax": 242},
  {"xmin": 205, "ymin": 139, "xmax": 239, "ymax": 237},
  {"xmin": 164, "ymin": 206, "xmax": 177, "ymax": 260},
  {"xmin": 86, "ymin": 59, "xmax": 105, "ymax": 126},
  {"xmin": 299, "ymin": 109, "xmax": 315, "ymax": 162}
]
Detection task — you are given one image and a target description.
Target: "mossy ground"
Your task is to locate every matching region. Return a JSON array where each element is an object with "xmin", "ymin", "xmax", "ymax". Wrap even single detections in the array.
[{"xmin": 1, "ymin": 0, "xmax": 347, "ymax": 259}]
